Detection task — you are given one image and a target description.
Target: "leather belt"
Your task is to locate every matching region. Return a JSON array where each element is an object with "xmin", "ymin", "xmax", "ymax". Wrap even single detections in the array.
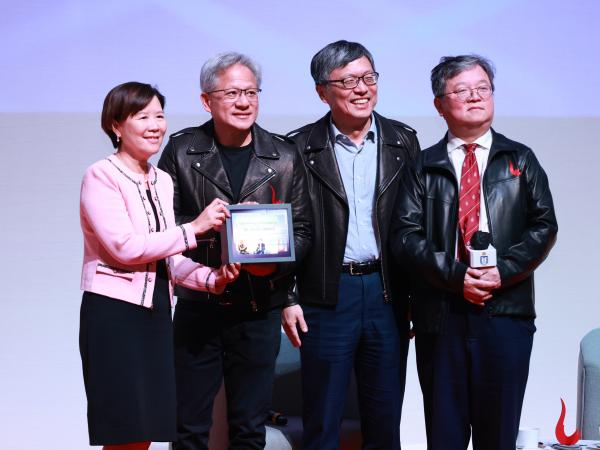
[{"xmin": 341, "ymin": 260, "xmax": 381, "ymax": 276}]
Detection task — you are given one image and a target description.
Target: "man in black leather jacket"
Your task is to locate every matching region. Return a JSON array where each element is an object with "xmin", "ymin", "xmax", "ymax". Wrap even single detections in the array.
[
  {"xmin": 390, "ymin": 55, "xmax": 557, "ymax": 450},
  {"xmin": 282, "ymin": 40, "xmax": 420, "ymax": 450},
  {"xmin": 158, "ymin": 52, "xmax": 311, "ymax": 450}
]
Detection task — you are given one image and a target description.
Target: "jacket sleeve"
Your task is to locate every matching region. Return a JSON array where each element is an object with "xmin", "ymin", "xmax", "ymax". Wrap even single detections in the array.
[
  {"xmin": 289, "ymin": 147, "xmax": 313, "ymax": 265},
  {"xmin": 154, "ymin": 170, "xmax": 220, "ymax": 294},
  {"xmin": 405, "ymin": 129, "xmax": 422, "ymax": 161},
  {"xmin": 168, "ymin": 254, "xmax": 223, "ymax": 294},
  {"xmin": 496, "ymin": 150, "xmax": 558, "ymax": 287},
  {"xmin": 80, "ymin": 163, "xmax": 197, "ymax": 266},
  {"xmin": 157, "ymin": 138, "xmax": 197, "ymax": 225},
  {"xmin": 390, "ymin": 164, "xmax": 467, "ymax": 295},
  {"xmin": 273, "ymin": 146, "xmax": 313, "ymax": 287}
]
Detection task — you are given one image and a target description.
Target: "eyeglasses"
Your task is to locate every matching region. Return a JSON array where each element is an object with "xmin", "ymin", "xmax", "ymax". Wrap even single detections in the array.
[
  {"xmin": 325, "ymin": 72, "xmax": 379, "ymax": 89},
  {"xmin": 206, "ymin": 88, "xmax": 261, "ymax": 103},
  {"xmin": 440, "ymin": 85, "xmax": 493, "ymax": 102}
]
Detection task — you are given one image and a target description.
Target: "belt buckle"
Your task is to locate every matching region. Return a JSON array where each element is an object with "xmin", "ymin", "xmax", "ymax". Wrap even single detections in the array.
[{"xmin": 349, "ymin": 262, "xmax": 362, "ymax": 276}]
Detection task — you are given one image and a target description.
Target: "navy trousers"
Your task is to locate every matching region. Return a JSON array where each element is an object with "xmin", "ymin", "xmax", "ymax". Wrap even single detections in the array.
[
  {"xmin": 415, "ymin": 301, "xmax": 535, "ymax": 450},
  {"xmin": 300, "ymin": 272, "xmax": 409, "ymax": 450}
]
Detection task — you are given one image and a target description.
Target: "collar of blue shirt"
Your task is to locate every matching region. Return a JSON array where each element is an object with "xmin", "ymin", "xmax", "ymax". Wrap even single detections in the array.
[{"xmin": 329, "ymin": 115, "xmax": 377, "ymax": 151}]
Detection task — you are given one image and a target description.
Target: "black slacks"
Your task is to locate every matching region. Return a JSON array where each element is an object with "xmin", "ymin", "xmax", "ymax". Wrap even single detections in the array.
[
  {"xmin": 416, "ymin": 301, "xmax": 535, "ymax": 450},
  {"xmin": 172, "ymin": 299, "xmax": 281, "ymax": 450}
]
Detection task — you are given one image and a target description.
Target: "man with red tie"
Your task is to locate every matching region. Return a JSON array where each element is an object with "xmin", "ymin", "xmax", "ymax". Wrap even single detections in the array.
[{"xmin": 390, "ymin": 55, "xmax": 558, "ymax": 450}]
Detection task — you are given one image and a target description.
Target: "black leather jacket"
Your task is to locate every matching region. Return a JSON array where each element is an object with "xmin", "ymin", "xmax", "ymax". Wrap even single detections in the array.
[
  {"xmin": 288, "ymin": 112, "xmax": 420, "ymax": 310},
  {"xmin": 390, "ymin": 130, "xmax": 558, "ymax": 333},
  {"xmin": 158, "ymin": 120, "xmax": 312, "ymax": 312}
]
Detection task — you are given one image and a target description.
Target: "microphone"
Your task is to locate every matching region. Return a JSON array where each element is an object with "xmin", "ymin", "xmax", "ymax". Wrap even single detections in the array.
[
  {"xmin": 268, "ymin": 410, "xmax": 288, "ymax": 426},
  {"xmin": 468, "ymin": 231, "xmax": 497, "ymax": 268}
]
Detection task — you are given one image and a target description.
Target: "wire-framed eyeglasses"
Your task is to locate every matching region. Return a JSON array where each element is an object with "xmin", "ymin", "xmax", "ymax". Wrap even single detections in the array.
[
  {"xmin": 206, "ymin": 88, "xmax": 262, "ymax": 103},
  {"xmin": 439, "ymin": 85, "xmax": 493, "ymax": 102},
  {"xmin": 325, "ymin": 72, "xmax": 379, "ymax": 89}
]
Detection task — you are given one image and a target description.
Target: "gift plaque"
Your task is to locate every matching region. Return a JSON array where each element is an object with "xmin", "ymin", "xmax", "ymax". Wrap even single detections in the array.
[{"xmin": 220, "ymin": 204, "xmax": 296, "ymax": 264}]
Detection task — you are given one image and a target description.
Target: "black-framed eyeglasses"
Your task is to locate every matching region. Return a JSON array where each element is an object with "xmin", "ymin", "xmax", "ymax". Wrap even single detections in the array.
[
  {"xmin": 206, "ymin": 88, "xmax": 262, "ymax": 103},
  {"xmin": 325, "ymin": 72, "xmax": 379, "ymax": 89},
  {"xmin": 439, "ymin": 85, "xmax": 493, "ymax": 102}
]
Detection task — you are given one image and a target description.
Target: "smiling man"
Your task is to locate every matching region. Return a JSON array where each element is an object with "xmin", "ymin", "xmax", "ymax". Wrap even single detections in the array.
[
  {"xmin": 158, "ymin": 52, "xmax": 311, "ymax": 450},
  {"xmin": 390, "ymin": 55, "xmax": 558, "ymax": 450},
  {"xmin": 282, "ymin": 40, "xmax": 420, "ymax": 450}
]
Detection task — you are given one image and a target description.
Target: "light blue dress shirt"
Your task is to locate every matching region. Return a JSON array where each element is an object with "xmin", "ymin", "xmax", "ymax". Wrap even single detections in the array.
[{"xmin": 331, "ymin": 117, "xmax": 379, "ymax": 263}]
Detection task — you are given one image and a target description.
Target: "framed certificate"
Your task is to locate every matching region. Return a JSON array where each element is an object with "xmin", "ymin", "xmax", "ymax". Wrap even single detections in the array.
[{"xmin": 220, "ymin": 204, "xmax": 296, "ymax": 264}]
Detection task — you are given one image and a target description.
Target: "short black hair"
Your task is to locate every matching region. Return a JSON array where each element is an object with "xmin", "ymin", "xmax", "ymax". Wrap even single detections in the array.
[
  {"xmin": 310, "ymin": 40, "xmax": 375, "ymax": 85},
  {"xmin": 101, "ymin": 82, "xmax": 165, "ymax": 149}
]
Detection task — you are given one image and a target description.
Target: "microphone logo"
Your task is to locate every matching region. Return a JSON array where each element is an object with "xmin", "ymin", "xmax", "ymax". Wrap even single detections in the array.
[{"xmin": 469, "ymin": 231, "xmax": 497, "ymax": 268}]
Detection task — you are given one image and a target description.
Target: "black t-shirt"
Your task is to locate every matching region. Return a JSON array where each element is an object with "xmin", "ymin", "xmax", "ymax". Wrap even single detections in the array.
[{"xmin": 217, "ymin": 141, "xmax": 253, "ymax": 203}]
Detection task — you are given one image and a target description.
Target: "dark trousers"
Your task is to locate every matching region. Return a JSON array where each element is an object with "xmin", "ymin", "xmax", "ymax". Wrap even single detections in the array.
[
  {"xmin": 172, "ymin": 300, "xmax": 281, "ymax": 450},
  {"xmin": 300, "ymin": 272, "xmax": 409, "ymax": 450},
  {"xmin": 415, "ymin": 302, "xmax": 535, "ymax": 450}
]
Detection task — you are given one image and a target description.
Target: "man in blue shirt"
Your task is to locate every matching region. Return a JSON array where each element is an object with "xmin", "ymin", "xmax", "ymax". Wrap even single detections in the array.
[{"xmin": 283, "ymin": 40, "xmax": 421, "ymax": 450}]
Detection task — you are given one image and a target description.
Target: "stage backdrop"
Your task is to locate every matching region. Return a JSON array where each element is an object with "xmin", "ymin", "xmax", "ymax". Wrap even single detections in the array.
[{"xmin": 1, "ymin": 1, "xmax": 599, "ymax": 449}]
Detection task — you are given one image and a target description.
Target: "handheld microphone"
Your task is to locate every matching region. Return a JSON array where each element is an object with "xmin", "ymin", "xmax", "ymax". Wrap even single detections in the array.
[
  {"xmin": 268, "ymin": 410, "xmax": 288, "ymax": 426},
  {"xmin": 468, "ymin": 231, "xmax": 497, "ymax": 268}
]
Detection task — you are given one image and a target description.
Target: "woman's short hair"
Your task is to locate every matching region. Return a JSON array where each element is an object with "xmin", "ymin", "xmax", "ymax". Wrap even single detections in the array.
[{"xmin": 101, "ymin": 82, "xmax": 165, "ymax": 149}]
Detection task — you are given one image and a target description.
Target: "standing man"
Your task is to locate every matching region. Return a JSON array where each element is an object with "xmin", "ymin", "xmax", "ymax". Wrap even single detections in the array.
[
  {"xmin": 390, "ymin": 55, "xmax": 558, "ymax": 450},
  {"xmin": 282, "ymin": 40, "xmax": 420, "ymax": 450},
  {"xmin": 158, "ymin": 52, "xmax": 311, "ymax": 450}
]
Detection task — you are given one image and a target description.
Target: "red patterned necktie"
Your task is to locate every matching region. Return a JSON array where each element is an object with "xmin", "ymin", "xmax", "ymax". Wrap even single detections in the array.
[{"xmin": 458, "ymin": 143, "xmax": 480, "ymax": 262}]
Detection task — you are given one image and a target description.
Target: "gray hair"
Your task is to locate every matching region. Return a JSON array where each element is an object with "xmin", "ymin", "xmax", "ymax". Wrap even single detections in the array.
[
  {"xmin": 310, "ymin": 40, "xmax": 375, "ymax": 85},
  {"xmin": 431, "ymin": 54, "xmax": 495, "ymax": 97},
  {"xmin": 200, "ymin": 52, "xmax": 262, "ymax": 92}
]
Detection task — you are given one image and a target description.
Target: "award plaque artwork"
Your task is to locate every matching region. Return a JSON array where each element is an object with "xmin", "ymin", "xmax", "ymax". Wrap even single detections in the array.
[{"xmin": 221, "ymin": 204, "xmax": 296, "ymax": 264}]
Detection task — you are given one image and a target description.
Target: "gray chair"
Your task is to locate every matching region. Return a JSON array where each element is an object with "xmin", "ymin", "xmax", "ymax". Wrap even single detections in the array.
[{"xmin": 577, "ymin": 327, "xmax": 600, "ymax": 439}]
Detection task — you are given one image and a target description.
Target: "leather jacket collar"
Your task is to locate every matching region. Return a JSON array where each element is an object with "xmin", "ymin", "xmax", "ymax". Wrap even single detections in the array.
[
  {"xmin": 301, "ymin": 111, "xmax": 411, "ymax": 203},
  {"xmin": 184, "ymin": 120, "xmax": 280, "ymax": 158},
  {"xmin": 183, "ymin": 120, "xmax": 280, "ymax": 201},
  {"xmin": 422, "ymin": 128, "xmax": 518, "ymax": 177}
]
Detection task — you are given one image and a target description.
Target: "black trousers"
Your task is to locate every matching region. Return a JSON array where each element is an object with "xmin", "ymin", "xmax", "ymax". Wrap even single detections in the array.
[
  {"xmin": 172, "ymin": 299, "xmax": 281, "ymax": 450},
  {"xmin": 415, "ymin": 301, "xmax": 535, "ymax": 450}
]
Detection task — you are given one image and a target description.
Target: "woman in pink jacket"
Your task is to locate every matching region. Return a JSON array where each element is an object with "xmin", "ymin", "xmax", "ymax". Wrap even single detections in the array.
[{"xmin": 79, "ymin": 82, "xmax": 239, "ymax": 450}]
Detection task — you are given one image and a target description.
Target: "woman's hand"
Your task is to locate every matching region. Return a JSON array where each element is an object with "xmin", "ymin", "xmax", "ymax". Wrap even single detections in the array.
[
  {"xmin": 213, "ymin": 263, "xmax": 241, "ymax": 293},
  {"xmin": 191, "ymin": 198, "xmax": 230, "ymax": 235}
]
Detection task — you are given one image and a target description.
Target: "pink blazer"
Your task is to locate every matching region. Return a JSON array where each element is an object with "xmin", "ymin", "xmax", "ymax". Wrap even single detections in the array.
[{"xmin": 80, "ymin": 154, "xmax": 217, "ymax": 308}]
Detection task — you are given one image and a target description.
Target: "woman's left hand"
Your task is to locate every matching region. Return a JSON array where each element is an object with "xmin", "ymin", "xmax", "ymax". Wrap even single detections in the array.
[
  {"xmin": 213, "ymin": 263, "xmax": 241, "ymax": 292},
  {"xmin": 191, "ymin": 198, "xmax": 230, "ymax": 235}
]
